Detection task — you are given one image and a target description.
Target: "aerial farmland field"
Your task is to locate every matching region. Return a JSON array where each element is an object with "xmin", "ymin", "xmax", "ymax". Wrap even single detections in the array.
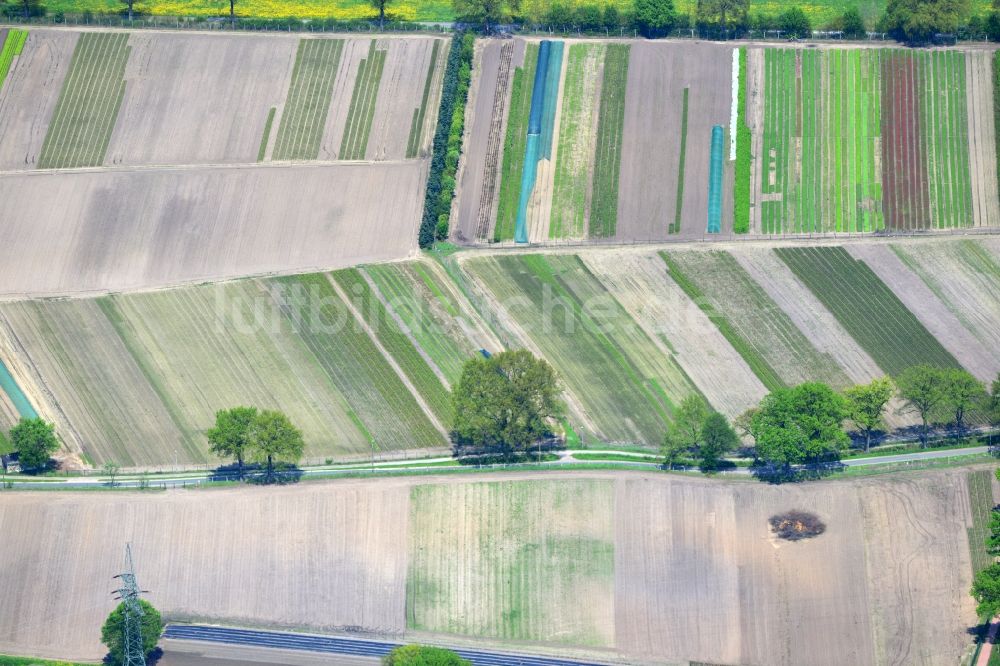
[{"xmin": 0, "ymin": 470, "xmax": 982, "ymax": 664}]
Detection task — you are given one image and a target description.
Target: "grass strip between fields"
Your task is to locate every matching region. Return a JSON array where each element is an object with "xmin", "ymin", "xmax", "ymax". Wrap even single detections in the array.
[
  {"xmin": 589, "ymin": 43, "xmax": 629, "ymax": 238},
  {"xmin": 38, "ymin": 32, "xmax": 129, "ymax": 169},
  {"xmin": 495, "ymin": 43, "xmax": 538, "ymax": 242},
  {"xmin": 406, "ymin": 39, "xmax": 441, "ymax": 159},
  {"xmin": 670, "ymin": 87, "xmax": 689, "ymax": 235},
  {"xmin": 271, "ymin": 38, "xmax": 344, "ymax": 161},
  {"xmin": 774, "ymin": 246, "xmax": 960, "ymax": 376},
  {"xmin": 257, "ymin": 106, "xmax": 276, "ymax": 162},
  {"xmin": 340, "ymin": 40, "xmax": 387, "ymax": 160},
  {"xmin": 995, "ymin": 52, "xmax": 1000, "ymax": 194}
]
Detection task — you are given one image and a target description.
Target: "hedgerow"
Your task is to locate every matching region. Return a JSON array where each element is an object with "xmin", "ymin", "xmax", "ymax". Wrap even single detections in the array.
[{"xmin": 419, "ymin": 31, "xmax": 474, "ymax": 248}]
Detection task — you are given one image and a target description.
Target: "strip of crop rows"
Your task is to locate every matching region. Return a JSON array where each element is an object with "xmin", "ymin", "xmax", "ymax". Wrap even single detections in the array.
[
  {"xmin": 774, "ymin": 247, "xmax": 959, "ymax": 376},
  {"xmin": 270, "ymin": 273, "xmax": 444, "ymax": 451},
  {"xmin": 332, "ymin": 268, "xmax": 453, "ymax": 426},
  {"xmin": 589, "ymin": 44, "xmax": 629, "ymax": 238},
  {"xmin": 406, "ymin": 40, "xmax": 441, "ymax": 159},
  {"xmin": 0, "ymin": 28, "xmax": 27, "ymax": 91},
  {"xmin": 272, "ymin": 38, "xmax": 344, "ymax": 161},
  {"xmin": 38, "ymin": 32, "xmax": 129, "ymax": 169},
  {"xmin": 340, "ymin": 40, "xmax": 387, "ymax": 160},
  {"xmin": 494, "ymin": 43, "xmax": 538, "ymax": 241},
  {"xmin": 967, "ymin": 470, "xmax": 995, "ymax": 575}
]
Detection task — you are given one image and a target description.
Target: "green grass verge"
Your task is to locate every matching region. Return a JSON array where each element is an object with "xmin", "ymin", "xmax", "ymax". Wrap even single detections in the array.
[
  {"xmin": 670, "ymin": 87, "xmax": 690, "ymax": 235},
  {"xmin": 734, "ymin": 48, "xmax": 750, "ymax": 234},
  {"xmin": 0, "ymin": 29, "xmax": 27, "ymax": 91},
  {"xmin": 38, "ymin": 32, "xmax": 129, "ymax": 169},
  {"xmin": 406, "ymin": 39, "xmax": 441, "ymax": 159},
  {"xmin": 257, "ymin": 106, "xmax": 276, "ymax": 162},
  {"xmin": 340, "ymin": 40, "xmax": 387, "ymax": 160},
  {"xmin": 774, "ymin": 246, "xmax": 960, "ymax": 376},
  {"xmin": 571, "ymin": 452, "xmax": 657, "ymax": 462},
  {"xmin": 589, "ymin": 43, "xmax": 629, "ymax": 239},
  {"xmin": 271, "ymin": 38, "xmax": 344, "ymax": 161},
  {"xmin": 0, "ymin": 655, "xmax": 92, "ymax": 665},
  {"xmin": 968, "ymin": 469, "xmax": 995, "ymax": 575},
  {"xmin": 331, "ymin": 267, "xmax": 453, "ymax": 427},
  {"xmin": 495, "ymin": 43, "xmax": 538, "ymax": 242}
]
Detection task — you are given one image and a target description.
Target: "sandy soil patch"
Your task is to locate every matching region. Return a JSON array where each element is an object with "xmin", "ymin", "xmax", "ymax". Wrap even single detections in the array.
[
  {"xmin": 106, "ymin": 32, "xmax": 297, "ymax": 166},
  {"xmin": 0, "ymin": 29, "xmax": 78, "ymax": 169},
  {"xmin": 847, "ymin": 244, "xmax": 997, "ymax": 381},
  {"xmin": 0, "ymin": 161, "xmax": 423, "ymax": 298},
  {"xmin": 966, "ymin": 51, "xmax": 1000, "ymax": 229}
]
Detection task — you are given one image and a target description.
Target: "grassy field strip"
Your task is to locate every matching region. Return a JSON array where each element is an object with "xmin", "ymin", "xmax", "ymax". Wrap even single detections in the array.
[
  {"xmin": 775, "ymin": 247, "xmax": 959, "ymax": 376},
  {"xmin": 589, "ymin": 44, "xmax": 629, "ymax": 239},
  {"xmin": 966, "ymin": 470, "xmax": 995, "ymax": 575},
  {"xmin": 406, "ymin": 40, "xmax": 441, "ymax": 159},
  {"xmin": 0, "ymin": 29, "xmax": 27, "ymax": 91},
  {"xmin": 257, "ymin": 107, "xmax": 276, "ymax": 162},
  {"xmin": 407, "ymin": 479, "xmax": 615, "ymax": 645},
  {"xmin": 271, "ymin": 38, "xmax": 344, "ymax": 161},
  {"xmin": 464, "ymin": 254, "xmax": 698, "ymax": 445},
  {"xmin": 670, "ymin": 88, "xmax": 690, "ymax": 235},
  {"xmin": 581, "ymin": 252, "xmax": 767, "ymax": 419},
  {"xmin": 890, "ymin": 241, "xmax": 1000, "ymax": 372},
  {"xmin": 104, "ymin": 282, "xmax": 374, "ymax": 462},
  {"xmin": 495, "ymin": 43, "xmax": 539, "ymax": 242},
  {"xmin": 549, "ymin": 43, "xmax": 604, "ymax": 239},
  {"xmin": 331, "ymin": 268, "xmax": 452, "ymax": 427},
  {"xmin": 340, "ymin": 40, "xmax": 387, "ymax": 160},
  {"xmin": 734, "ymin": 47, "xmax": 750, "ymax": 234},
  {"xmin": 0, "ymin": 300, "xmax": 190, "ymax": 467},
  {"xmin": 365, "ymin": 262, "xmax": 482, "ymax": 386},
  {"xmin": 37, "ymin": 32, "xmax": 129, "ymax": 169},
  {"xmin": 662, "ymin": 250, "xmax": 849, "ymax": 391},
  {"xmin": 270, "ymin": 273, "xmax": 444, "ymax": 451}
]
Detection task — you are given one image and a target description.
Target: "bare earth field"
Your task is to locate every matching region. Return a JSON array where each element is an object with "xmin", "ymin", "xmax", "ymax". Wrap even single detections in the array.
[
  {"xmin": 0, "ymin": 161, "xmax": 424, "ymax": 297},
  {"xmin": 0, "ymin": 469, "xmax": 981, "ymax": 665}
]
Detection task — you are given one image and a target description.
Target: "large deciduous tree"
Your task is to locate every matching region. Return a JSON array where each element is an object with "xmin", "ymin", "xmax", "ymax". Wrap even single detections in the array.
[
  {"xmin": 370, "ymin": 0, "xmax": 392, "ymax": 28},
  {"xmin": 941, "ymin": 368, "xmax": 986, "ymax": 433},
  {"xmin": 101, "ymin": 599, "xmax": 164, "ymax": 666},
  {"xmin": 698, "ymin": 412, "xmax": 738, "ymax": 471},
  {"xmin": 453, "ymin": 0, "xmax": 517, "ymax": 27},
  {"xmin": 10, "ymin": 418, "xmax": 59, "ymax": 472},
  {"xmin": 451, "ymin": 350, "xmax": 563, "ymax": 458},
  {"xmin": 661, "ymin": 395, "xmax": 708, "ymax": 468},
  {"xmin": 749, "ymin": 383, "xmax": 849, "ymax": 470},
  {"xmin": 252, "ymin": 409, "xmax": 305, "ymax": 483},
  {"xmin": 881, "ymin": 0, "xmax": 971, "ymax": 43},
  {"xmin": 207, "ymin": 406, "xmax": 259, "ymax": 479},
  {"xmin": 840, "ymin": 6, "xmax": 867, "ymax": 37},
  {"xmin": 634, "ymin": 0, "xmax": 678, "ymax": 37},
  {"xmin": 844, "ymin": 377, "xmax": 895, "ymax": 452},
  {"xmin": 896, "ymin": 365, "xmax": 946, "ymax": 446},
  {"xmin": 696, "ymin": 0, "xmax": 749, "ymax": 37}
]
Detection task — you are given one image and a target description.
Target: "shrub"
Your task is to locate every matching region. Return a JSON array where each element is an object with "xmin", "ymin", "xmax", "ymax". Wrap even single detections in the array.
[{"xmin": 769, "ymin": 511, "xmax": 826, "ymax": 541}]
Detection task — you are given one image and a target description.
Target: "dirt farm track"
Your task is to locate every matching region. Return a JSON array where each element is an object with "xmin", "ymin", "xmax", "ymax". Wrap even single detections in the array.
[{"xmin": 0, "ymin": 469, "xmax": 984, "ymax": 666}]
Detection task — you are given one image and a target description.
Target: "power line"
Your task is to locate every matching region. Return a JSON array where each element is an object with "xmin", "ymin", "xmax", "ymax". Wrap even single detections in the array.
[{"xmin": 112, "ymin": 544, "xmax": 147, "ymax": 666}]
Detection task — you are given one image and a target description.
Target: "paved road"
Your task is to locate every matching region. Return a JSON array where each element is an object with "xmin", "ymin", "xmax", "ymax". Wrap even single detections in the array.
[{"xmin": 163, "ymin": 625, "xmax": 614, "ymax": 666}]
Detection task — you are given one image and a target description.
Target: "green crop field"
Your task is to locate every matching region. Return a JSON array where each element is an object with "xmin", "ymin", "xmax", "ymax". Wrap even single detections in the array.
[
  {"xmin": 967, "ymin": 470, "xmax": 995, "ymax": 575},
  {"xmin": 589, "ymin": 43, "xmax": 629, "ymax": 238},
  {"xmin": 661, "ymin": 250, "xmax": 848, "ymax": 391},
  {"xmin": 761, "ymin": 48, "xmax": 883, "ymax": 234},
  {"xmin": 495, "ymin": 43, "xmax": 538, "ymax": 242},
  {"xmin": 271, "ymin": 38, "xmax": 344, "ymax": 161},
  {"xmin": 734, "ymin": 48, "xmax": 750, "ymax": 234},
  {"xmin": 272, "ymin": 273, "xmax": 445, "ymax": 450},
  {"xmin": 101, "ymin": 282, "xmax": 379, "ymax": 462},
  {"xmin": 331, "ymin": 268, "xmax": 453, "ymax": 426},
  {"xmin": 464, "ymin": 254, "xmax": 699, "ymax": 445},
  {"xmin": 0, "ymin": 29, "xmax": 27, "ymax": 91},
  {"xmin": 407, "ymin": 479, "xmax": 615, "ymax": 645},
  {"xmin": 37, "ymin": 32, "xmax": 129, "ymax": 169},
  {"xmin": 775, "ymin": 247, "xmax": 960, "ymax": 376},
  {"xmin": 406, "ymin": 39, "xmax": 441, "ymax": 159},
  {"xmin": 258, "ymin": 106, "xmax": 276, "ymax": 161},
  {"xmin": 340, "ymin": 41, "xmax": 387, "ymax": 160},
  {"xmin": 365, "ymin": 261, "xmax": 480, "ymax": 385},
  {"xmin": 550, "ymin": 43, "xmax": 604, "ymax": 239}
]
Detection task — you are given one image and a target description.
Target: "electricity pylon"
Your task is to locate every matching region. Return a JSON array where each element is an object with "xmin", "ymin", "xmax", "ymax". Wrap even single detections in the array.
[{"xmin": 112, "ymin": 544, "xmax": 147, "ymax": 666}]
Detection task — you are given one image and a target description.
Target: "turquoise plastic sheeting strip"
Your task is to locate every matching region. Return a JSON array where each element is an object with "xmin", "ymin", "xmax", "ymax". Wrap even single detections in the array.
[
  {"xmin": 0, "ymin": 359, "xmax": 36, "ymax": 419},
  {"xmin": 707, "ymin": 125, "xmax": 724, "ymax": 234}
]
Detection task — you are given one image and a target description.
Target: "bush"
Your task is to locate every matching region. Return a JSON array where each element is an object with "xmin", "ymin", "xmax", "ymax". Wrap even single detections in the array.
[
  {"xmin": 841, "ymin": 6, "xmax": 866, "ymax": 37},
  {"xmin": 778, "ymin": 6, "xmax": 811, "ymax": 38},
  {"xmin": 634, "ymin": 0, "xmax": 677, "ymax": 38},
  {"xmin": 769, "ymin": 511, "xmax": 826, "ymax": 541},
  {"xmin": 419, "ymin": 32, "xmax": 475, "ymax": 248},
  {"xmin": 382, "ymin": 644, "xmax": 470, "ymax": 665}
]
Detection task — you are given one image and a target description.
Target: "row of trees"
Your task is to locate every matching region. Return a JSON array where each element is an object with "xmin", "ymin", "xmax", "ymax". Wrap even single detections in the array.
[{"xmin": 207, "ymin": 406, "xmax": 304, "ymax": 482}]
